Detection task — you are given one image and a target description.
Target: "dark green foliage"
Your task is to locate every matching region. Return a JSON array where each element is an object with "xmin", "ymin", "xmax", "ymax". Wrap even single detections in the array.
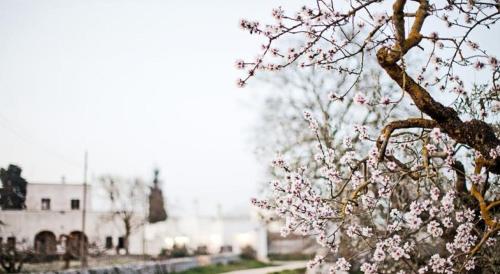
[
  {"xmin": 175, "ymin": 259, "xmax": 272, "ymax": 274},
  {"xmin": 239, "ymin": 245, "xmax": 256, "ymax": 260},
  {"xmin": 268, "ymin": 268, "xmax": 306, "ymax": 274},
  {"xmin": 159, "ymin": 244, "xmax": 190, "ymax": 258}
]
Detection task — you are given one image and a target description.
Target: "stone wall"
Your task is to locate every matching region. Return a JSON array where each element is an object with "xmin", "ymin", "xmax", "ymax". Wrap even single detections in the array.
[{"xmin": 37, "ymin": 254, "xmax": 240, "ymax": 274}]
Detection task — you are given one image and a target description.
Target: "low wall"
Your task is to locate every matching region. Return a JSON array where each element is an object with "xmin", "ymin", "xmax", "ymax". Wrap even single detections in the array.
[{"xmin": 38, "ymin": 253, "xmax": 240, "ymax": 274}]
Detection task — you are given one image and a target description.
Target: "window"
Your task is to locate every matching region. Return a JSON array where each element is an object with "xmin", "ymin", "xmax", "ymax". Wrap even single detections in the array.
[
  {"xmin": 117, "ymin": 237, "xmax": 125, "ymax": 249},
  {"xmin": 41, "ymin": 198, "xmax": 51, "ymax": 210},
  {"xmin": 219, "ymin": 245, "xmax": 233, "ymax": 253},
  {"xmin": 71, "ymin": 199, "xmax": 80, "ymax": 210},
  {"xmin": 105, "ymin": 236, "xmax": 113, "ymax": 249}
]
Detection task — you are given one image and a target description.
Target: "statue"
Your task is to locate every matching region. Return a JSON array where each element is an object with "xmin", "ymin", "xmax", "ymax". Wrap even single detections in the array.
[
  {"xmin": 148, "ymin": 169, "xmax": 167, "ymax": 223},
  {"xmin": 0, "ymin": 164, "xmax": 28, "ymax": 210}
]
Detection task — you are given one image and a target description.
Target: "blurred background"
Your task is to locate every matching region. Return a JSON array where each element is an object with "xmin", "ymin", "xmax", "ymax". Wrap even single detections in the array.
[
  {"xmin": 0, "ymin": 1, "xmax": 314, "ymax": 273},
  {"xmin": 0, "ymin": 1, "xmax": 497, "ymax": 273},
  {"xmin": 0, "ymin": 0, "xmax": 281, "ymax": 216}
]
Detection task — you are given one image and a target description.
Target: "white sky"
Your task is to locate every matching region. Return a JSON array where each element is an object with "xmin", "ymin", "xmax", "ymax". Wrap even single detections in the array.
[
  {"xmin": 0, "ymin": 0, "xmax": 287, "ymax": 216},
  {"xmin": 0, "ymin": 1, "xmax": 497, "ymax": 216}
]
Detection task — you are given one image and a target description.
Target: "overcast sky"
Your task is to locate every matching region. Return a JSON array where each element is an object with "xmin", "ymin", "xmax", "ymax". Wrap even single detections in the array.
[
  {"xmin": 0, "ymin": 0, "xmax": 292, "ymax": 216},
  {"xmin": 0, "ymin": 1, "xmax": 497, "ymax": 217}
]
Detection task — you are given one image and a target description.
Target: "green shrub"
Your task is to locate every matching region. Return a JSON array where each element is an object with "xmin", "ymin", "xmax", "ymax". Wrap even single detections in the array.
[
  {"xmin": 268, "ymin": 268, "xmax": 306, "ymax": 274},
  {"xmin": 239, "ymin": 245, "xmax": 256, "ymax": 260},
  {"xmin": 159, "ymin": 244, "xmax": 190, "ymax": 258}
]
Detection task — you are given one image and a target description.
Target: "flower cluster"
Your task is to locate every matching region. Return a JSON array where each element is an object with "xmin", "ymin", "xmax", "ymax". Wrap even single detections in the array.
[{"xmin": 244, "ymin": 0, "xmax": 500, "ymax": 273}]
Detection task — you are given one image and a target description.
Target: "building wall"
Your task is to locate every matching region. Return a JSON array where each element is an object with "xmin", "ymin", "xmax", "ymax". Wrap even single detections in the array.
[
  {"xmin": 143, "ymin": 214, "xmax": 267, "ymax": 259},
  {"xmin": 0, "ymin": 182, "xmax": 147, "ymax": 254},
  {"xmin": 0, "ymin": 210, "xmax": 146, "ymax": 255},
  {"xmin": 0, "ymin": 183, "xmax": 268, "ymax": 258},
  {"xmin": 0, "ymin": 210, "xmax": 267, "ymax": 258},
  {"xmin": 25, "ymin": 183, "xmax": 92, "ymax": 212}
]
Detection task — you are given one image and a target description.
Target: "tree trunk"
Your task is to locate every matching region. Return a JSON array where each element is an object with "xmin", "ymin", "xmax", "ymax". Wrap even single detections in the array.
[{"xmin": 125, "ymin": 219, "xmax": 131, "ymax": 255}]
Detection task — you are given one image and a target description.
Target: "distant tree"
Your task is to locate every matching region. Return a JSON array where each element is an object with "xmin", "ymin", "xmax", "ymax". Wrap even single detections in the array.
[
  {"xmin": 0, "ymin": 238, "xmax": 33, "ymax": 273},
  {"xmin": 253, "ymin": 66, "xmax": 409, "ymax": 258},
  {"xmin": 100, "ymin": 176, "xmax": 147, "ymax": 255},
  {"xmin": 254, "ymin": 64, "xmax": 411, "ymax": 183},
  {"xmin": 240, "ymin": 0, "xmax": 500, "ymax": 273},
  {"xmin": 0, "ymin": 164, "xmax": 28, "ymax": 210}
]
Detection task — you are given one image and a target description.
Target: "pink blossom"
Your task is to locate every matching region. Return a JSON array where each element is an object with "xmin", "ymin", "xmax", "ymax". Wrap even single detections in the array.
[
  {"xmin": 333, "ymin": 257, "xmax": 351, "ymax": 272},
  {"xmin": 353, "ymin": 93, "xmax": 367, "ymax": 105}
]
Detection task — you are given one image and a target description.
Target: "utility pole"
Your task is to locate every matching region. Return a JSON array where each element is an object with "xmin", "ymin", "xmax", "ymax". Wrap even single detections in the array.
[
  {"xmin": 80, "ymin": 151, "xmax": 88, "ymax": 269},
  {"xmin": 142, "ymin": 194, "xmax": 147, "ymax": 260}
]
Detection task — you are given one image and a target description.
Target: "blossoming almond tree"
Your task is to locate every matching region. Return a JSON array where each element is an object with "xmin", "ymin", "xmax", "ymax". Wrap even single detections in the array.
[
  {"xmin": 253, "ymin": 66, "xmax": 422, "ymax": 266},
  {"xmin": 254, "ymin": 65, "xmax": 411, "ymax": 180},
  {"xmin": 239, "ymin": 1, "xmax": 500, "ymax": 273}
]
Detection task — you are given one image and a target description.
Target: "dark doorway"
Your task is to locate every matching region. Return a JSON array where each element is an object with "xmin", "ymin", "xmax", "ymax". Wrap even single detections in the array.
[
  {"xmin": 34, "ymin": 231, "xmax": 57, "ymax": 255},
  {"xmin": 105, "ymin": 236, "xmax": 113, "ymax": 249},
  {"xmin": 66, "ymin": 231, "xmax": 88, "ymax": 257},
  {"xmin": 117, "ymin": 237, "xmax": 125, "ymax": 249}
]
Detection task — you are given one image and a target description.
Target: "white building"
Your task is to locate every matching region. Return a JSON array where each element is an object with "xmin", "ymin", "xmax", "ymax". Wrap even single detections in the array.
[
  {"xmin": 0, "ymin": 183, "xmax": 146, "ymax": 256},
  {"xmin": 0, "ymin": 182, "xmax": 267, "ymax": 259},
  {"xmin": 145, "ymin": 213, "xmax": 267, "ymax": 259}
]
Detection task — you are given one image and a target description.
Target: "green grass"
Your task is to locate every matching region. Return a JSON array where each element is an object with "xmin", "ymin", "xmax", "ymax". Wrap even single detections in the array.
[
  {"xmin": 268, "ymin": 268, "xmax": 306, "ymax": 274},
  {"xmin": 267, "ymin": 253, "xmax": 314, "ymax": 261},
  {"xmin": 176, "ymin": 259, "xmax": 273, "ymax": 274}
]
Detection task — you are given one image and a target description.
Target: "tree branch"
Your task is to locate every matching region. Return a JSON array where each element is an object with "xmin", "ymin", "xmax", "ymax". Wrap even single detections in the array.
[
  {"xmin": 376, "ymin": 118, "xmax": 437, "ymax": 162},
  {"xmin": 392, "ymin": 0, "xmax": 407, "ymax": 48},
  {"xmin": 377, "ymin": 48, "xmax": 500, "ymax": 174}
]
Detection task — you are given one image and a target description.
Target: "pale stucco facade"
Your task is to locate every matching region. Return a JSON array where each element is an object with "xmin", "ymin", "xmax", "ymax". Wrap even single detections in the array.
[
  {"xmin": 0, "ymin": 183, "xmax": 267, "ymax": 259},
  {"xmin": 0, "ymin": 183, "xmax": 147, "ymax": 255}
]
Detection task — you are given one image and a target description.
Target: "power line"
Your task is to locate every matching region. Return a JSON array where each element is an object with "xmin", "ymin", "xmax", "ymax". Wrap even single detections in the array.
[{"xmin": 0, "ymin": 111, "xmax": 82, "ymax": 169}]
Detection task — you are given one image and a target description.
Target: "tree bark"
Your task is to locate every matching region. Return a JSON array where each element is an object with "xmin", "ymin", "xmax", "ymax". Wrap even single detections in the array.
[
  {"xmin": 376, "ymin": 47, "xmax": 500, "ymax": 174},
  {"xmin": 125, "ymin": 218, "xmax": 131, "ymax": 255}
]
